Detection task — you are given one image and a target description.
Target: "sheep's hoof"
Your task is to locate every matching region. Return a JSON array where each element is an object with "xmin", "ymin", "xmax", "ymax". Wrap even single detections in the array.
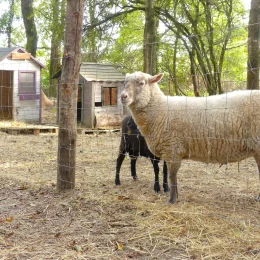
[
  {"xmin": 256, "ymin": 194, "xmax": 260, "ymax": 201},
  {"xmin": 168, "ymin": 198, "xmax": 177, "ymax": 204},
  {"xmin": 115, "ymin": 179, "xmax": 121, "ymax": 186},
  {"xmin": 168, "ymin": 191, "xmax": 178, "ymax": 204}
]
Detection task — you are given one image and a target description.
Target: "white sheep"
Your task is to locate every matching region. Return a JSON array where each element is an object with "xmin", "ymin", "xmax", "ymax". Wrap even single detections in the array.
[{"xmin": 121, "ymin": 71, "xmax": 260, "ymax": 203}]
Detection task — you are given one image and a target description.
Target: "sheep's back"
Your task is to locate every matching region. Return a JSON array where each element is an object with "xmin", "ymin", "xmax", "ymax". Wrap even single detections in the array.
[{"xmin": 145, "ymin": 90, "xmax": 260, "ymax": 164}]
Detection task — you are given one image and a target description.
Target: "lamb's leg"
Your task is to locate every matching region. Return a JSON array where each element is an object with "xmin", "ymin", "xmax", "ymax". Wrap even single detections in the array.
[
  {"xmin": 115, "ymin": 149, "xmax": 126, "ymax": 186},
  {"xmin": 151, "ymin": 159, "xmax": 160, "ymax": 192},
  {"xmin": 163, "ymin": 161, "xmax": 169, "ymax": 192},
  {"xmin": 131, "ymin": 158, "xmax": 138, "ymax": 180},
  {"xmin": 168, "ymin": 160, "xmax": 181, "ymax": 204},
  {"xmin": 254, "ymin": 154, "xmax": 260, "ymax": 200}
]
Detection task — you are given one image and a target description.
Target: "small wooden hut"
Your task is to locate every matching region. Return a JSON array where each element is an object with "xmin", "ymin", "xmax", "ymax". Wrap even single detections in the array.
[
  {"xmin": 0, "ymin": 47, "xmax": 46, "ymax": 122},
  {"xmin": 54, "ymin": 62, "xmax": 127, "ymax": 128}
]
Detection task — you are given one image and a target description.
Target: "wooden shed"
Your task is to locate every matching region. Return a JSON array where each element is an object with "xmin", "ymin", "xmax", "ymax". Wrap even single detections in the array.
[
  {"xmin": 55, "ymin": 62, "xmax": 127, "ymax": 128},
  {"xmin": 0, "ymin": 47, "xmax": 46, "ymax": 122}
]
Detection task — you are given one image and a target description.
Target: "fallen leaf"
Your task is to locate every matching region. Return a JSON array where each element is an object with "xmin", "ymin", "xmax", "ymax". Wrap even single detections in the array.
[
  {"xmin": 54, "ymin": 232, "xmax": 61, "ymax": 238},
  {"xmin": 6, "ymin": 216, "xmax": 14, "ymax": 222},
  {"xmin": 4, "ymin": 232, "xmax": 14, "ymax": 240},
  {"xmin": 17, "ymin": 185, "xmax": 28, "ymax": 190},
  {"xmin": 74, "ymin": 244, "xmax": 83, "ymax": 252},
  {"xmin": 118, "ymin": 196, "xmax": 130, "ymax": 201},
  {"xmin": 116, "ymin": 242, "xmax": 124, "ymax": 251}
]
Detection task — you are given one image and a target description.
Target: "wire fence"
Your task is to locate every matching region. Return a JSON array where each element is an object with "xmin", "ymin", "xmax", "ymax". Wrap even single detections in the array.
[{"xmin": 1, "ymin": 22, "xmax": 260, "ymax": 258}]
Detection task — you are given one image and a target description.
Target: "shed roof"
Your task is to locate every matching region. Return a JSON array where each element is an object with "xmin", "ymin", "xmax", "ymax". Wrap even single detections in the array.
[
  {"xmin": 0, "ymin": 47, "xmax": 46, "ymax": 69},
  {"xmin": 80, "ymin": 63, "xmax": 125, "ymax": 82},
  {"xmin": 52, "ymin": 62, "xmax": 125, "ymax": 82}
]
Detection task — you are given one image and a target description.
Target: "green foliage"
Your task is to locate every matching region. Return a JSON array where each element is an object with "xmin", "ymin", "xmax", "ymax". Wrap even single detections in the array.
[
  {"xmin": 157, "ymin": 0, "xmax": 248, "ymax": 95},
  {"xmin": 102, "ymin": 10, "xmax": 145, "ymax": 73},
  {"xmin": 0, "ymin": 0, "xmax": 250, "ymax": 96}
]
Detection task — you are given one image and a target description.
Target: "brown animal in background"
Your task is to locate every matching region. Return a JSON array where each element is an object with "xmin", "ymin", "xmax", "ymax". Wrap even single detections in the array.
[{"xmin": 41, "ymin": 90, "xmax": 55, "ymax": 110}]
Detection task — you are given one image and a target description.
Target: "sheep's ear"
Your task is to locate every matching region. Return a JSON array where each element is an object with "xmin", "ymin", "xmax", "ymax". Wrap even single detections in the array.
[{"xmin": 150, "ymin": 73, "xmax": 164, "ymax": 84}]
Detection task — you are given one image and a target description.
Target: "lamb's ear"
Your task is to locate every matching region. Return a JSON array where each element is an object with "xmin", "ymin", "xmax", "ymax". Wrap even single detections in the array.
[{"xmin": 150, "ymin": 73, "xmax": 164, "ymax": 84}]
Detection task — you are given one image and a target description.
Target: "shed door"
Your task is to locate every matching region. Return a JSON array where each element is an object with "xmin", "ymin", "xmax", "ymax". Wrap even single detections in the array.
[{"xmin": 0, "ymin": 70, "xmax": 13, "ymax": 120}]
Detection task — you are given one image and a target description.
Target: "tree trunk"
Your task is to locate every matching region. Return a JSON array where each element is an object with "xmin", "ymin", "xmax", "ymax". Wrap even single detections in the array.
[
  {"xmin": 21, "ymin": 0, "xmax": 38, "ymax": 57},
  {"xmin": 7, "ymin": 0, "xmax": 14, "ymax": 47},
  {"xmin": 143, "ymin": 0, "xmax": 158, "ymax": 75},
  {"xmin": 87, "ymin": 0, "xmax": 98, "ymax": 62},
  {"xmin": 247, "ymin": 0, "xmax": 260, "ymax": 90},
  {"xmin": 57, "ymin": 0, "xmax": 84, "ymax": 191},
  {"xmin": 172, "ymin": 33, "xmax": 179, "ymax": 95},
  {"xmin": 49, "ymin": 0, "xmax": 65, "ymax": 97}
]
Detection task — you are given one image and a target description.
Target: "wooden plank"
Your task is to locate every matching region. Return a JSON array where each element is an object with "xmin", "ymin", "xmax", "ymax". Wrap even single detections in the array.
[
  {"xmin": 7, "ymin": 129, "xmax": 18, "ymax": 135},
  {"xmin": 103, "ymin": 87, "xmax": 110, "ymax": 106},
  {"xmin": 11, "ymin": 53, "xmax": 31, "ymax": 60},
  {"xmin": 0, "ymin": 125, "xmax": 58, "ymax": 135},
  {"xmin": 33, "ymin": 129, "xmax": 40, "ymax": 135},
  {"xmin": 111, "ymin": 87, "xmax": 117, "ymax": 105},
  {"xmin": 84, "ymin": 129, "xmax": 120, "ymax": 134}
]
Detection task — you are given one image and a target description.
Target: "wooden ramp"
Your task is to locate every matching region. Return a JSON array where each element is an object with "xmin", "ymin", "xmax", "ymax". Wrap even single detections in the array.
[{"xmin": 0, "ymin": 125, "xmax": 58, "ymax": 135}]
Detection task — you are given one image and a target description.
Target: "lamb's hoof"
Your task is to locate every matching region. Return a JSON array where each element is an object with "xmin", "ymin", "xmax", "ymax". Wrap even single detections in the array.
[
  {"xmin": 132, "ymin": 176, "xmax": 138, "ymax": 181},
  {"xmin": 163, "ymin": 183, "xmax": 169, "ymax": 192},
  {"xmin": 256, "ymin": 194, "xmax": 260, "ymax": 201},
  {"xmin": 154, "ymin": 183, "xmax": 161, "ymax": 193},
  {"xmin": 115, "ymin": 179, "xmax": 121, "ymax": 186}
]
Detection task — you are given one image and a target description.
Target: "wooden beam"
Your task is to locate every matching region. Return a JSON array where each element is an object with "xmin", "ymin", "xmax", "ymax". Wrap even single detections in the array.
[{"xmin": 11, "ymin": 53, "xmax": 31, "ymax": 60}]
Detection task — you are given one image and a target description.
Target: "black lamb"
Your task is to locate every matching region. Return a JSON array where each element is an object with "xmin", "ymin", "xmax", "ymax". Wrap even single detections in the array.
[{"xmin": 115, "ymin": 115, "xmax": 169, "ymax": 192}]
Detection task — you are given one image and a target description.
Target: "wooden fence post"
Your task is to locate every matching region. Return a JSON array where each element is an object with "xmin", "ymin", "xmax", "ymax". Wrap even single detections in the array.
[{"xmin": 57, "ymin": 0, "xmax": 84, "ymax": 190}]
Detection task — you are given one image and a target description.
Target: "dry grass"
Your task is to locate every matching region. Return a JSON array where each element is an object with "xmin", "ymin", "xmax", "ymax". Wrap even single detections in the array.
[{"xmin": 0, "ymin": 110, "xmax": 260, "ymax": 259}]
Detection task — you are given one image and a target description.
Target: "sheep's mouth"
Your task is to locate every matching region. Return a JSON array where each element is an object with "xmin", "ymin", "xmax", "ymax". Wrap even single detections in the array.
[
  {"xmin": 121, "ymin": 101, "xmax": 130, "ymax": 106},
  {"xmin": 121, "ymin": 99, "xmax": 131, "ymax": 105}
]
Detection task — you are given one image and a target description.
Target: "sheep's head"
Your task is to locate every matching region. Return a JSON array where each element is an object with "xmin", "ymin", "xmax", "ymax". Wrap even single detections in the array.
[{"xmin": 121, "ymin": 72, "xmax": 164, "ymax": 110}]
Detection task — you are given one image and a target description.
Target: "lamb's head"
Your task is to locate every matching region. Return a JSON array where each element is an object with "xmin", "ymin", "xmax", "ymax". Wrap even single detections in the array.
[{"xmin": 121, "ymin": 72, "xmax": 164, "ymax": 110}]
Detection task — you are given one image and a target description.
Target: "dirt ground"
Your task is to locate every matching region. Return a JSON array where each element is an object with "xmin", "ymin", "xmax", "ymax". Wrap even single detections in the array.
[{"xmin": 0, "ymin": 109, "xmax": 260, "ymax": 259}]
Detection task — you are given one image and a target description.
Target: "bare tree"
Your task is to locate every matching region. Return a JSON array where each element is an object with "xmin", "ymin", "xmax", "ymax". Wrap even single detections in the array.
[
  {"xmin": 247, "ymin": 0, "xmax": 260, "ymax": 90},
  {"xmin": 49, "ymin": 0, "xmax": 66, "ymax": 97},
  {"xmin": 143, "ymin": 0, "xmax": 158, "ymax": 74},
  {"xmin": 6, "ymin": 0, "xmax": 14, "ymax": 47},
  {"xmin": 21, "ymin": 0, "xmax": 38, "ymax": 57},
  {"xmin": 57, "ymin": 0, "xmax": 84, "ymax": 190}
]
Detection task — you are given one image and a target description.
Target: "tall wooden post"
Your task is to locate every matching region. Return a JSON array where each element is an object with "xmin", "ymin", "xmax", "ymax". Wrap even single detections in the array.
[
  {"xmin": 247, "ymin": 0, "xmax": 260, "ymax": 90},
  {"xmin": 57, "ymin": 0, "xmax": 84, "ymax": 190}
]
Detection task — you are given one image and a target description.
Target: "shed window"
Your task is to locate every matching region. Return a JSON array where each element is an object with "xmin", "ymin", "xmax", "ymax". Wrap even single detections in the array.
[
  {"xmin": 102, "ymin": 87, "xmax": 117, "ymax": 106},
  {"xmin": 19, "ymin": 71, "xmax": 36, "ymax": 94}
]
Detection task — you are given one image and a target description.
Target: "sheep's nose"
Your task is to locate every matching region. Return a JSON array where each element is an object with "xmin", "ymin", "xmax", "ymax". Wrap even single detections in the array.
[{"xmin": 121, "ymin": 93, "xmax": 128, "ymax": 100}]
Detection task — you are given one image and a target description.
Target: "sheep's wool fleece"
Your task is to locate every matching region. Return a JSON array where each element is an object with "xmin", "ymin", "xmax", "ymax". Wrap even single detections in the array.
[{"xmin": 126, "ymin": 76, "xmax": 260, "ymax": 164}]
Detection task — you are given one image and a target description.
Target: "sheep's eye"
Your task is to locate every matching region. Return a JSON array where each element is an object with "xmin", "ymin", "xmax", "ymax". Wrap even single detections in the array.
[{"xmin": 138, "ymin": 81, "xmax": 145, "ymax": 87}]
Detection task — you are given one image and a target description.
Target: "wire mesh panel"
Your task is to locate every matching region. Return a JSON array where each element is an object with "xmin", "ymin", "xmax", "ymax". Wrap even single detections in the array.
[{"xmin": 1, "ymin": 1, "xmax": 260, "ymax": 259}]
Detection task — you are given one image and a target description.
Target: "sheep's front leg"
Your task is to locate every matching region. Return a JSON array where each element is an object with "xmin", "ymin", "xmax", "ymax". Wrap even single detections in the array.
[
  {"xmin": 254, "ymin": 154, "xmax": 260, "ymax": 201},
  {"xmin": 168, "ymin": 160, "xmax": 181, "ymax": 204}
]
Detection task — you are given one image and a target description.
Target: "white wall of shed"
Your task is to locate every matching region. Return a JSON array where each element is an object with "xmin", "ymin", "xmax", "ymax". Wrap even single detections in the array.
[{"xmin": 0, "ymin": 58, "xmax": 41, "ymax": 122}]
